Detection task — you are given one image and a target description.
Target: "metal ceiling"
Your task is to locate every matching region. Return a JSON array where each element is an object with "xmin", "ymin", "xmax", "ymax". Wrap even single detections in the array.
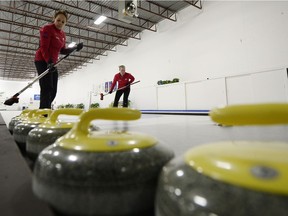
[{"xmin": 0, "ymin": 0, "xmax": 202, "ymax": 81}]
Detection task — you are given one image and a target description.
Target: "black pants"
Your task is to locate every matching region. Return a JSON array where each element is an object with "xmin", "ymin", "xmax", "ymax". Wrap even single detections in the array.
[
  {"xmin": 113, "ymin": 88, "xmax": 130, "ymax": 107},
  {"xmin": 34, "ymin": 61, "xmax": 58, "ymax": 109}
]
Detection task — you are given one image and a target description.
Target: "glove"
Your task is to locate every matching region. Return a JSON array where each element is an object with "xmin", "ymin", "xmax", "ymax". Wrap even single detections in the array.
[
  {"xmin": 47, "ymin": 61, "xmax": 56, "ymax": 73},
  {"xmin": 76, "ymin": 42, "xmax": 83, "ymax": 51},
  {"xmin": 108, "ymin": 91, "xmax": 112, "ymax": 94}
]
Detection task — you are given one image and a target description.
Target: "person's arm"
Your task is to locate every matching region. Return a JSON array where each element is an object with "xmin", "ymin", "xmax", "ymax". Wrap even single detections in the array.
[
  {"xmin": 39, "ymin": 25, "xmax": 52, "ymax": 63},
  {"xmin": 109, "ymin": 74, "xmax": 118, "ymax": 93},
  {"xmin": 128, "ymin": 73, "xmax": 135, "ymax": 84},
  {"xmin": 60, "ymin": 43, "xmax": 84, "ymax": 55},
  {"xmin": 61, "ymin": 32, "xmax": 83, "ymax": 55},
  {"xmin": 60, "ymin": 33, "xmax": 70, "ymax": 55},
  {"xmin": 60, "ymin": 47, "xmax": 74, "ymax": 55}
]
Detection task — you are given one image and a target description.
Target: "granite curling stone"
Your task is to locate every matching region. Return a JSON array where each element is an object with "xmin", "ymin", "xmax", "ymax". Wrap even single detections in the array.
[
  {"xmin": 156, "ymin": 141, "xmax": 288, "ymax": 216},
  {"xmin": 11, "ymin": 109, "xmax": 38, "ymax": 150},
  {"xmin": 13, "ymin": 109, "xmax": 51, "ymax": 153},
  {"xmin": 26, "ymin": 108, "xmax": 84, "ymax": 160},
  {"xmin": 8, "ymin": 109, "xmax": 31, "ymax": 134},
  {"xmin": 32, "ymin": 108, "xmax": 174, "ymax": 216}
]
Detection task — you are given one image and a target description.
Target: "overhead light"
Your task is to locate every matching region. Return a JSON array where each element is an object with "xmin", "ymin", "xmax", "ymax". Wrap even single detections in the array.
[
  {"xmin": 94, "ymin": 15, "xmax": 107, "ymax": 25},
  {"xmin": 68, "ymin": 42, "xmax": 76, "ymax": 48},
  {"xmin": 118, "ymin": 0, "xmax": 138, "ymax": 23},
  {"xmin": 125, "ymin": 1, "xmax": 138, "ymax": 17}
]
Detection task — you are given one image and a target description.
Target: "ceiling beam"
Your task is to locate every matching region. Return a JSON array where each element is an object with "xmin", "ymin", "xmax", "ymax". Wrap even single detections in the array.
[
  {"xmin": 184, "ymin": 0, "xmax": 202, "ymax": 10},
  {"xmin": 141, "ymin": 1, "xmax": 177, "ymax": 22},
  {"xmin": 85, "ymin": 0, "xmax": 157, "ymax": 32},
  {"xmin": 24, "ymin": 0, "xmax": 141, "ymax": 39}
]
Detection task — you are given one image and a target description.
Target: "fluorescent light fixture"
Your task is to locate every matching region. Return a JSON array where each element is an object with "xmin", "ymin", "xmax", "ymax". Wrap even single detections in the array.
[
  {"xmin": 68, "ymin": 42, "xmax": 76, "ymax": 48},
  {"xmin": 94, "ymin": 15, "xmax": 107, "ymax": 25}
]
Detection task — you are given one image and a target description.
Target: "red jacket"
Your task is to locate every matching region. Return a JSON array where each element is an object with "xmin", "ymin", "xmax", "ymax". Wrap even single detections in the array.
[
  {"xmin": 110, "ymin": 72, "xmax": 135, "ymax": 91},
  {"xmin": 35, "ymin": 23, "xmax": 66, "ymax": 64}
]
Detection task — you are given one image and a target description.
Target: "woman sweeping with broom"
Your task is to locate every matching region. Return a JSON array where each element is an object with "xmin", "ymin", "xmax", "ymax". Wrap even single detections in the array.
[{"xmin": 34, "ymin": 10, "xmax": 83, "ymax": 109}]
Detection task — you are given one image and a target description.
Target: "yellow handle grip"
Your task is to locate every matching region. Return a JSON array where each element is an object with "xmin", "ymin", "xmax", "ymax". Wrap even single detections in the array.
[
  {"xmin": 74, "ymin": 108, "xmax": 141, "ymax": 135},
  {"xmin": 34, "ymin": 109, "xmax": 52, "ymax": 118},
  {"xmin": 210, "ymin": 103, "xmax": 288, "ymax": 125},
  {"xmin": 49, "ymin": 108, "xmax": 84, "ymax": 124},
  {"xmin": 20, "ymin": 109, "xmax": 31, "ymax": 116},
  {"xmin": 27, "ymin": 109, "xmax": 38, "ymax": 118}
]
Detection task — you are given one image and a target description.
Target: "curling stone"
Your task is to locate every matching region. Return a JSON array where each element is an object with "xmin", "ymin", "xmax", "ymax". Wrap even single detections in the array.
[
  {"xmin": 13, "ymin": 109, "xmax": 51, "ymax": 153},
  {"xmin": 210, "ymin": 103, "xmax": 288, "ymax": 126},
  {"xmin": 26, "ymin": 108, "xmax": 84, "ymax": 160},
  {"xmin": 8, "ymin": 109, "xmax": 31, "ymax": 134},
  {"xmin": 32, "ymin": 108, "xmax": 174, "ymax": 216},
  {"xmin": 156, "ymin": 141, "xmax": 288, "ymax": 216}
]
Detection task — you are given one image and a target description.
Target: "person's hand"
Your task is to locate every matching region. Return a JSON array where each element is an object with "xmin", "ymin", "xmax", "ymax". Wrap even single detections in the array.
[
  {"xmin": 108, "ymin": 91, "xmax": 112, "ymax": 94},
  {"xmin": 76, "ymin": 42, "xmax": 83, "ymax": 51},
  {"xmin": 47, "ymin": 61, "xmax": 56, "ymax": 73}
]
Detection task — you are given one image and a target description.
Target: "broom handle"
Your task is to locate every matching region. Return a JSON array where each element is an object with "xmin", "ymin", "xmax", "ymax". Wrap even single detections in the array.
[
  {"xmin": 16, "ymin": 50, "xmax": 76, "ymax": 96},
  {"xmin": 103, "ymin": 80, "xmax": 140, "ymax": 97},
  {"xmin": 117, "ymin": 80, "xmax": 140, "ymax": 91}
]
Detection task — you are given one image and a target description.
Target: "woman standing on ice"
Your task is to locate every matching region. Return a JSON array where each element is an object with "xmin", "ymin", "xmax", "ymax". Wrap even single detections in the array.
[{"xmin": 34, "ymin": 10, "xmax": 83, "ymax": 109}]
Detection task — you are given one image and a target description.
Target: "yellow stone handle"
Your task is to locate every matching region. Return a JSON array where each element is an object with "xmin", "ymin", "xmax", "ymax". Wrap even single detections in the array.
[
  {"xmin": 48, "ymin": 108, "xmax": 84, "ymax": 124},
  {"xmin": 27, "ymin": 109, "xmax": 38, "ymax": 118},
  {"xmin": 74, "ymin": 108, "xmax": 141, "ymax": 135},
  {"xmin": 20, "ymin": 109, "xmax": 31, "ymax": 116},
  {"xmin": 210, "ymin": 103, "xmax": 288, "ymax": 125},
  {"xmin": 34, "ymin": 109, "xmax": 52, "ymax": 118}
]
